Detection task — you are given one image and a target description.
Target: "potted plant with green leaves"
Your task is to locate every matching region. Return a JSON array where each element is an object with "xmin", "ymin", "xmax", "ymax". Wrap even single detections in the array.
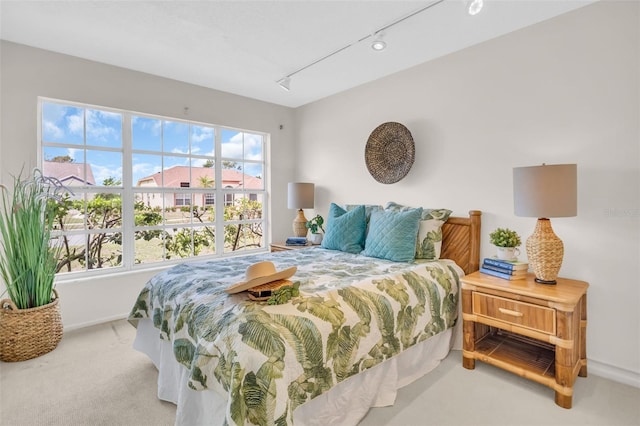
[
  {"xmin": 0, "ymin": 168, "xmax": 69, "ymax": 362},
  {"xmin": 305, "ymin": 214, "xmax": 325, "ymax": 245},
  {"xmin": 489, "ymin": 227, "xmax": 522, "ymax": 261}
]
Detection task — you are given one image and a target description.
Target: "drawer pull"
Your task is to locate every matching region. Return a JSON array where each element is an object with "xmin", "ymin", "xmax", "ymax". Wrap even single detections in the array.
[{"xmin": 498, "ymin": 308, "xmax": 524, "ymax": 317}]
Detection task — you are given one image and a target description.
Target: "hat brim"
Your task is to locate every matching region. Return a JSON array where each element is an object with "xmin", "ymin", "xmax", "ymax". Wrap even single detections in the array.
[{"xmin": 225, "ymin": 266, "xmax": 297, "ymax": 294}]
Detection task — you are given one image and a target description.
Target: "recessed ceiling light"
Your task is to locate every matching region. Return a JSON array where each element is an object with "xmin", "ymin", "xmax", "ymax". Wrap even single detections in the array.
[
  {"xmin": 467, "ymin": 0, "xmax": 483, "ymax": 16},
  {"xmin": 371, "ymin": 40, "xmax": 386, "ymax": 51}
]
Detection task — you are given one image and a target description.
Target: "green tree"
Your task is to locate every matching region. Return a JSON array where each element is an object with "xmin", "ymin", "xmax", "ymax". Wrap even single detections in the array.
[
  {"xmin": 198, "ymin": 175, "xmax": 214, "ymax": 188},
  {"xmin": 48, "ymin": 155, "xmax": 74, "ymax": 163},
  {"xmin": 222, "ymin": 160, "xmax": 241, "ymax": 170}
]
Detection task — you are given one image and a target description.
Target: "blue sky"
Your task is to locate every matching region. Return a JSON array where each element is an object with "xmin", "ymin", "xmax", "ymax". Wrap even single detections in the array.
[{"xmin": 42, "ymin": 101, "xmax": 264, "ymax": 185}]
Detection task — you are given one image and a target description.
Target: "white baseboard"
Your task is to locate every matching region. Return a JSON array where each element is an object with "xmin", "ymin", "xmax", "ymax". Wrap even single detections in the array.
[
  {"xmin": 63, "ymin": 313, "xmax": 128, "ymax": 332},
  {"xmin": 588, "ymin": 358, "xmax": 640, "ymax": 389}
]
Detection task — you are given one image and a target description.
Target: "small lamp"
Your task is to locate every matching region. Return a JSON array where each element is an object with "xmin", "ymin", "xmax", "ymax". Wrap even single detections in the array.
[
  {"xmin": 513, "ymin": 164, "xmax": 577, "ymax": 284},
  {"xmin": 287, "ymin": 182, "xmax": 314, "ymax": 238}
]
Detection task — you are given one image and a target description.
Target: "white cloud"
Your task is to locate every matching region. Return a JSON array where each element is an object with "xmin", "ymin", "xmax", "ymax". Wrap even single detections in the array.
[
  {"xmin": 92, "ymin": 163, "xmax": 123, "ymax": 187},
  {"xmin": 67, "ymin": 148, "xmax": 79, "ymax": 161},
  {"xmin": 222, "ymin": 132, "xmax": 244, "ymax": 158},
  {"xmin": 243, "ymin": 133, "xmax": 264, "ymax": 161},
  {"xmin": 222, "ymin": 132, "xmax": 263, "ymax": 161},
  {"xmin": 43, "ymin": 120, "xmax": 64, "ymax": 139},
  {"xmin": 191, "ymin": 126, "xmax": 214, "ymax": 144},
  {"xmin": 132, "ymin": 116, "xmax": 161, "ymax": 135},
  {"xmin": 86, "ymin": 110, "xmax": 120, "ymax": 143},
  {"xmin": 132, "ymin": 162, "xmax": 161, "ymax": 183},
  {"xmin": 66, "ymin": 113, "xmax": 83, "ymax": 135}
]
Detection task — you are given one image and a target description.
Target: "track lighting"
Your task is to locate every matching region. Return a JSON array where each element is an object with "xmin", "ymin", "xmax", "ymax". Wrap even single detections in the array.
[
  {"xmin": 467, "ymin": 0, "xmax": 483, "ymax": 16},
  {"xmin": 275, "ymin": 0, "xmax": 448, "ymax": 91},
  {"xmin": 277, "ymin": 77, "xmax": 291, "ymax": 91}
]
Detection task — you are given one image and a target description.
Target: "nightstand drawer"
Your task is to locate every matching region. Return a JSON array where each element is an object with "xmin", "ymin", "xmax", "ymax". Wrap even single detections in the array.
[{"xmin": 472, "ymin": 292, "xmax": 556, "ymax": 335}]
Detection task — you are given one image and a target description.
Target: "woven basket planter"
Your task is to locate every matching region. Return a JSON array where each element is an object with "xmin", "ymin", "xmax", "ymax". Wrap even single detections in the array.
[{"xmin": 0, "ymin": 290, "xmax": 63, "ymax": 362}]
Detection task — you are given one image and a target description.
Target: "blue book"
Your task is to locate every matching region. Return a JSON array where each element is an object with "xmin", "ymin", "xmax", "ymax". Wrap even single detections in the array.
[
  {"xmin": 481, "ymin": 262, "xmax": 527, "ymax": 276},
  {"xmin": 483, "ymin": 257, "xmax": 528, "ymax": 271},
  {"xmin": 480, "ymin": 267, "xmax": 526, "ymax": 280},
  {"xmin": 286, "ymin": 237, "xmax": 308, "ymax": 246}
]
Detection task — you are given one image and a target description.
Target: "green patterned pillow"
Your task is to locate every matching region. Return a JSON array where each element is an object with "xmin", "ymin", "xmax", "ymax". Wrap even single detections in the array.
[
  {"xmin": 321, "ymin": 203, "xmax": 366, "ymax": 254},
  {"xmin": 385, "ymin": 202, "xmax": 452, "ymax": 260}
]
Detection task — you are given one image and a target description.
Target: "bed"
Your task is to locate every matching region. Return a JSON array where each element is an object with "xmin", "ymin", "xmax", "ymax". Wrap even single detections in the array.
[{"xmin": 129, "ymin": 209, "xmax": 481, "ymax": 426}]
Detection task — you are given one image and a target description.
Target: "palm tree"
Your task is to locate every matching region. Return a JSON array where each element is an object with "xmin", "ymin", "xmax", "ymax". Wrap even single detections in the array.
[{"xmin": 198, "ymin": 175, "xmax": 214, "ymax": 188}]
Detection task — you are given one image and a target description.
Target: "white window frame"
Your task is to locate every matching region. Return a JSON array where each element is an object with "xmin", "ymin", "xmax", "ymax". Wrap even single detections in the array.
[{"xmin": 38, "ymin": 97, "xmax": 270, "ymax": 279}]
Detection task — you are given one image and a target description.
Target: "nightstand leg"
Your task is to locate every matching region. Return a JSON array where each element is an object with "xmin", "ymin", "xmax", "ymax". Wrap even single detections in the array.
[
  {"xmin": 579, "ymin": 293, "xmax": 588, "ymax": 377},
  {"xmin": 555, "ymin": 308, "xmax": 578, "ymax": 409},
  {"xmin": 463, "ymin": 355, "xmax": 475, "ymax": 370},
  {"xmin": 555, "ymin": 391, "xmax": 572, "ymax": 409},
  {"xmin": 462, "ymin": 288, "xmax": 476, "ymax": 370}
]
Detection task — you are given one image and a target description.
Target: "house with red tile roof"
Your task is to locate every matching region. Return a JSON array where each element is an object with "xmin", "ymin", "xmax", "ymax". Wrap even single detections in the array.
[
  {"xmin": 43, "ymin": 161, "xmax": 96, "ymax": 186},
  {"xmin": 136, "ymin": 165, "xmax": 263, "ymax": 209}
]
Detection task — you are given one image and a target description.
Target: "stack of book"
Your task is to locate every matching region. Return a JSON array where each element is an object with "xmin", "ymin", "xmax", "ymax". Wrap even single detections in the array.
[
  {"xmin": 285, "ymin": 237, "xmax": 308, "ymax": 246},
  {"xmin": 479, "ymin": 257, "xmax": 529, "ymax": 280}
]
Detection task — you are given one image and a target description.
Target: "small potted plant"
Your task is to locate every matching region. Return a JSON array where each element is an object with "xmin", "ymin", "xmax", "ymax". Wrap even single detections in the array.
[
  {"xmin": 489, "ymin": 227, "xmax": 522, "ymax": 261},
  {"xmin": 305, "ymin": 214, "xmax": 325, "ymax": 245}
]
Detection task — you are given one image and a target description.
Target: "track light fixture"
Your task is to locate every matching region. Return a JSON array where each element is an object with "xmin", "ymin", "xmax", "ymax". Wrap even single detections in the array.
[
  {"xmin": 277, "ymin": 77, "xmax": 291, "ymax": 91},
  {"xmin": 371, "ymin": 33, "xmax": 386, "ymax": 51}
]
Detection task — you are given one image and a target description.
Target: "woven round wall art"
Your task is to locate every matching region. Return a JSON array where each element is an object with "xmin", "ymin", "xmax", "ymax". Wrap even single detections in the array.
[{"xmin": 365, "ymin": 122, "xmax": 415, "ymax": 184}]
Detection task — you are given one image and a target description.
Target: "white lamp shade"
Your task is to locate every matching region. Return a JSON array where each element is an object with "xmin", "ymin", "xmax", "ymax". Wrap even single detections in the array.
[
  {"xmin": 513, "ymin": 164, "xmax": 577, "ymax": 218},
  {"xmin": 287, "ymin": 182, "xmax": 314, "ymax": 209}
]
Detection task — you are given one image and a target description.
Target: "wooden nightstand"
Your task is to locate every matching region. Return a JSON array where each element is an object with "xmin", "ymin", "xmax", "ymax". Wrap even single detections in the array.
[
  {"xmin": 461, "ymin": 270, "xmax": 588, "ymax": 409},
  {"xmin": 269, "ymin": 242, "xmax": 314, "ymax": 252}
]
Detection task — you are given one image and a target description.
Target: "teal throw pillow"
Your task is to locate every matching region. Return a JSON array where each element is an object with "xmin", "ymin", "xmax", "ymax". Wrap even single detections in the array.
[
  {"xmin": 363, "ymin": 207, "xmax": 423, "ymax": 262},
  {"xmin": 321, "ymin": 203, "xmax": 366, "ymax": 254}
]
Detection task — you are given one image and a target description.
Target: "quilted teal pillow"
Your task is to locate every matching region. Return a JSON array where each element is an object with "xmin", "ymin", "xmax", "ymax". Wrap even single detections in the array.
[
  {"xmin": 363, "ymin": 207, "xmax": 423, "ymax": 262},
  {"xmin": 321, "ymin": 203, "xmax": 366, "ymax": 253},
  {"xmin": 345, "ymin": 204, "xmax": 383, "ymax": 237}
]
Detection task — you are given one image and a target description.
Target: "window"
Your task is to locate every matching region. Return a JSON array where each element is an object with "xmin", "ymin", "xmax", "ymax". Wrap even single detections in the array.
[
  {"xmin": 224, "ymin": 186, "xmax": 234, "ymax": 206},
  {"xmin": 40, "ymin": 98, "xmax": 268, "ymax": 276},
  {"xmin": 204, "ymin": 193, "xmax": 215, "ymax": 206},
  {"xmin": 175, "ymin": 193, "xmax": 192, "ymax": 206}
]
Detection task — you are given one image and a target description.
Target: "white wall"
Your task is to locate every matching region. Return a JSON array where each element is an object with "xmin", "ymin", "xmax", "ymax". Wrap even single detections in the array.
[
  {"xmin": 295, "ymin": 1, "xmax": 639, "ymax": 385},
  {"xmin": 0, "ymin": 41, "xmax": 296, "ymax": 329}
]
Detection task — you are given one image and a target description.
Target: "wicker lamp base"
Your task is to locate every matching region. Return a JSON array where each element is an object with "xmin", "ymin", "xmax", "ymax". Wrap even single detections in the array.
[
  {"xmin": 292, "ymin": 209, "xmax": 308, "ymax": 238},
  {"xmin": 526, "ymin": 219, "xmax": 564, "ymax": 285},
  {"xmin": 0, "ymin": 290, "xmax": 63, "ymax": 362}
]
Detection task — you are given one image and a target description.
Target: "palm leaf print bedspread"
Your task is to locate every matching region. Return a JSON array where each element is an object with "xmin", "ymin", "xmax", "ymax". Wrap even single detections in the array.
[{"xmin": 128, "ymin": 247, "xmax": 462, "ymax": 426}]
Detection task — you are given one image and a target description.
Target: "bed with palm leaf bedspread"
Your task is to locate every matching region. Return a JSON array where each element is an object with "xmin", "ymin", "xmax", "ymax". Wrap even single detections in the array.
[{"xmin": 129, "ymin": 211, "xmax": 481, "ymax": 426}]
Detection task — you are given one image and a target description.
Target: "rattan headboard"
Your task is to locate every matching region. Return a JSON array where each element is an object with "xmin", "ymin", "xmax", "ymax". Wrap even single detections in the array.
[{"xmin": 440, "ymin": 210, "xmax": 481, "ymax": 275}]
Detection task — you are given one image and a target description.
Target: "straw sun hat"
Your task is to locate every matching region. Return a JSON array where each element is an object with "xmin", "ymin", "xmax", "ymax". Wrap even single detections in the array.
[{"xmin": 225, "ymin": 261, "xmax": 297, "ymax": 294}]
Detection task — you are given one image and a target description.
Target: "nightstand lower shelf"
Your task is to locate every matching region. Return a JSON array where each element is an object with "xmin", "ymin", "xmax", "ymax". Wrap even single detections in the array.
[{"xmin": 468, "ymin": 328, "xmax": 556, "ymax": 383}]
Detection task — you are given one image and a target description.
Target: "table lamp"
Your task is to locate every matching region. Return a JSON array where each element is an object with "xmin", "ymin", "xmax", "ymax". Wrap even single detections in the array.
[
  {"xmin": 513, "ymin": 164, "xmax": 577, "ymax": 284},
  {"xmin": 287, "ymin": 182, "xmax": 314, "ymax": 238}
]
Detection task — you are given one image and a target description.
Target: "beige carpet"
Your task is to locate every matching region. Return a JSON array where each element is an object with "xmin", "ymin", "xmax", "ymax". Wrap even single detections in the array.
[
  {"xmin": 0, "ymin": 320, "xmax": 175, "ymax": 426},
  {"xmin": 1, "ymin": 319, "xmax": 639, "ymax": 426}
]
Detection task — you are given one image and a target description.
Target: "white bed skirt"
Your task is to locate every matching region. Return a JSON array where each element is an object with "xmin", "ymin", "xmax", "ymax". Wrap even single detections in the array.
[{"xmin": 134, "ymin": 318, "xmax": 454, "ymax": 426}]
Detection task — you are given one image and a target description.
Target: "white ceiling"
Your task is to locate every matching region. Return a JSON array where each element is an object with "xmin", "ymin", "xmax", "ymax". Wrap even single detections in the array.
[{"xmin": 1, "ymin": 0, "xmax": 596, "ymax": 108}]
